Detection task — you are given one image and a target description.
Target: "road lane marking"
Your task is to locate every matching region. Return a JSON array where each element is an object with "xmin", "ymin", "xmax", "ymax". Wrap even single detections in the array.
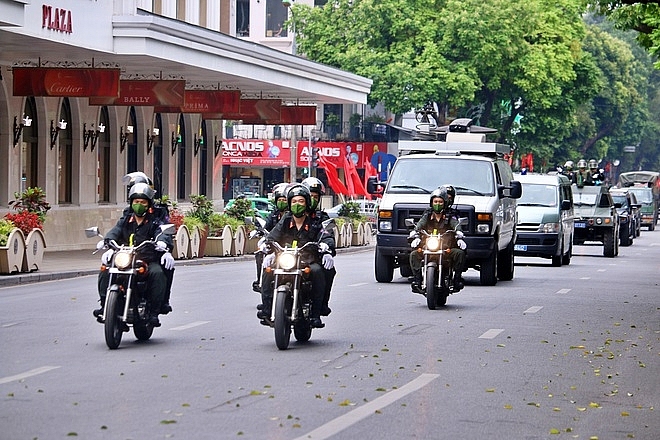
[
  {"xmin": 347, "ymin": 282, "xmax": 368, "ymax": 287},
  {"xmin": 580, "ymin": 277, "xmax": 591, "ymax": 280},
  {"xmin": 523, "ymin": 306, "xmax": 543, "ymax": 314},
  {"xmin": 169, "ymin": 321, "xmax": 211, "ymax": 331},
  {"xmin": 0, "ymin": 366, "xmax": 60, "ymax": 385},
  {"xmin": 479, "ymin": 329, "xmax": 504, "ymax": 339},
  {"xmin": 294, "ymin": 373, "xmax": 439, "ymax": 440},
  {"xmin": 556, "ymin": 288, "xmax": 571, "ymax": 294},
  {"xmin": 2, "ymin": 322, "xmax": 20, "ymax": 328}
]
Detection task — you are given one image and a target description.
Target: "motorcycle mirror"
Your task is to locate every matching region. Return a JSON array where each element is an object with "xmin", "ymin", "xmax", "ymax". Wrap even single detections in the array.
[
  {"xmin": 404, "ymin": 218, "xmax": 415, "ymax": 228},
  {"xmin": 160, "ymin": 224, "xmax": 175, "ymax": 235},
  {"xmin": 85, "ymin": 226, "xmax": 101, "ymax": 238},
  {"xmin": 321, "ymin": 218, "xmax": 336, "ymax": 232},
  {"xmin": 458, "ymin": 217, "xmax": 468, "ymax": 227}
]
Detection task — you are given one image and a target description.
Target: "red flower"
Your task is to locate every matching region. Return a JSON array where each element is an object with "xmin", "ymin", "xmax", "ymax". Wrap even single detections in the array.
[
  {"xmin": 4, "ymin": 211, "xmax": 42, "ymax": 236},
  {"xmin": 169, "ymin": 209, "xmax": 184, "ymax": 230}
]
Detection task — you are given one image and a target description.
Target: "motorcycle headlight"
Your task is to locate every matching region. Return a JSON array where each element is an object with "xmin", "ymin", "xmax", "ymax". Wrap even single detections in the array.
[
  {"xmin": 114, "ymin": 250, "xmax": 132, "ymax": 270},
  {"xmin": 426, "ymin": 236, "xmax": 441, "ymax": 251},
  {"xmin": 278, "ymin": 252, "xmax": 296, "ymax": 270}
]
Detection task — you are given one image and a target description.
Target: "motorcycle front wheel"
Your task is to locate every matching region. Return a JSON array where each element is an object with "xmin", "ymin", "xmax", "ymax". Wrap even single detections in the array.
[
  {"xmin": 104, "ymin": 288, "xmax": 125, "ymax": 349},
  {"xmin": 274, "ymin": 289, "xmax": 293, "ymax": 350},
  {"xmin": 426, "ymin": 264, "xmax": 437, "ymax": 310}
]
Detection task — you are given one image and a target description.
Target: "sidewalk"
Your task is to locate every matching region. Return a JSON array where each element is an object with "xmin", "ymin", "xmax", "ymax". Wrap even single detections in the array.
[{"xmin": 0, "ymin": 245, "xmax": 373, "ymax": 288}]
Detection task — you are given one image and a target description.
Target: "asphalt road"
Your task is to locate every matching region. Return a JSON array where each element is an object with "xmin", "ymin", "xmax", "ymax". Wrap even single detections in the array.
[{"xmin": 0, "ymin": 231, "xmax": 658, "ymax": 440}]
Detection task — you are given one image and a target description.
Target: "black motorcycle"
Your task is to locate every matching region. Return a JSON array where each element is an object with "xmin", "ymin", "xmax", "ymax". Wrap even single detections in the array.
[
  {"xmin": 408, "ymin": 218, "xmax": 466, "ymax": 309},
  {"xmin": 249, "ymin": 218, "xmax": 335, "ymax": 350},
  {"xmin": 85, "ymin": 224, "xmax": 174, "ymax": 349}
]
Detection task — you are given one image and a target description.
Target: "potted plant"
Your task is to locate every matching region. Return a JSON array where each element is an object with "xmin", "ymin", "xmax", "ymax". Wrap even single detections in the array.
[
  {"xmin": 349, "ymin": 113, "xmax": 362, "ymax": 139},
  {"xmin": 206, "ymin": 212, "xmax": 241, "ymax": 256},
  {"xmin": 325, "ymin": 113, "xmax": 340, "ymax": 140},
  {"xmin": 0, "ymin": 218, "xmax": 25, "ymax": 274},
  {"xmin": 5, "ymin": 187, "xmax": 49, "ymax": 272},
  {"xmin": 185, "ymin": 194, "xmax": 214, "ymax": 257}
]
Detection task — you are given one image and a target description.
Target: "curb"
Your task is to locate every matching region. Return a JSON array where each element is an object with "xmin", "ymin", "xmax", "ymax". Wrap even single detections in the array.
[{"xmin": 0, "ymin": 244, "xmax": 373, "ymax": 288}]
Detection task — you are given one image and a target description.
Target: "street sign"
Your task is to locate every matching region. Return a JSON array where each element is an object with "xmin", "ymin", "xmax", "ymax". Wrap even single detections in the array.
[{"xmin": 623, "ymin": 145, "xmax": 636, "ymax": 153}]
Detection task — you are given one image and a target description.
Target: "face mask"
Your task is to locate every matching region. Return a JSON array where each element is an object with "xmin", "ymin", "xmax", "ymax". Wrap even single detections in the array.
[
  {"xmin": 432, "ymin": 203, "xmax": 444, "ymax": 213},
  {"xmin": 310, "ymin": 198, "xmax": 319, "ymax": 210},
  {"xmin": 277, "ymin": 200, "xmax": 288, "ymax": 211},
  {"xmin": 132, "ymin": 203, "xmax": 148, "ymax": 217},
  {"xmin": 290, "ymin": 203, "xmax": 307, "ymax": 218}
]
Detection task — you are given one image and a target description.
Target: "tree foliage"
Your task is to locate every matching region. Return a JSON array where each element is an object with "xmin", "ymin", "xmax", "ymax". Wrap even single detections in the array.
[{"xmin": 292, "ymin": 0, "xmax": 660, "ymax": 171}]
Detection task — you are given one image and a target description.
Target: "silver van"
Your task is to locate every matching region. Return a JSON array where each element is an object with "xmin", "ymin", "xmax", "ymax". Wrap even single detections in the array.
[{"xmin": 514, "ymin": 173, "xmax": 574, "ymax": 266}]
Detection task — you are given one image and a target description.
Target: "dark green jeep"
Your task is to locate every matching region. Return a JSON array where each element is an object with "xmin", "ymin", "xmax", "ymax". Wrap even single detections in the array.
[{"xmin": 572, "ymin": 185, "xmax": 619, "ymax": 257}]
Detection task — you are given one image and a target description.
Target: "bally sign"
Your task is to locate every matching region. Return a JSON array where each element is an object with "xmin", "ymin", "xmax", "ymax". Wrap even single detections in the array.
[
  {"xmin": 221, "ymin": 139, "xmax": 290, "ymax": 167},
  {"xmin": 89, "ymin": 80, "xmax": 185, "ymax": 107},
  {"xmin": 13, "ymin": 67, "xmax": 120, "ymax": 97}
]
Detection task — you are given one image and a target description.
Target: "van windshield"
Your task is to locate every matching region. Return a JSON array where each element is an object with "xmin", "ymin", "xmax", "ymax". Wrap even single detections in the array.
[
  {"xmin": 518, "ymin": 184, "xmax": 557, "ymax": 207},
  {"xmin": 386, "ymin": 158, "xmax": 494, "ymax": 195}
]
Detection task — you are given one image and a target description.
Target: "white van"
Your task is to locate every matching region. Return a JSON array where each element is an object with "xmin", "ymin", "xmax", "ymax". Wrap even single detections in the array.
[{"xmin": 514, "ymin": 173, "xmax": 574, "ymax": 266}]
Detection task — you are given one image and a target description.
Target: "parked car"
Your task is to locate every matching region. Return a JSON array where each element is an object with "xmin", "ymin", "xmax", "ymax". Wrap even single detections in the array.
[
  {"xmin": 326, "ymin": 199, "xmax": 379, "ymax": 224},
  {"xmin": 609, "ymin": 188, "xmax": 641, "ymax": 245},
  {"xmin": 514, "ymin": 173, "xmax": 574, "ymax": 266},
  {"xmin": 224, "ymin": 197, "xmax": 275, "ymax": 219}
]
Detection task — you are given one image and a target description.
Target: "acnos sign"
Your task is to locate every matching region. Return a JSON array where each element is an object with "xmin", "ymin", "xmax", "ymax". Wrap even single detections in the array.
[{"xmin": 222, "ymin": 140, "xmax": 265, "ymax": 157}]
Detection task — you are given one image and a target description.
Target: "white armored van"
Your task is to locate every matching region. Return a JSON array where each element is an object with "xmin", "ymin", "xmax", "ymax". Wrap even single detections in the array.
[{"xmin": 368, "ymin": 119, "xmax": 522, "ymax": 286}]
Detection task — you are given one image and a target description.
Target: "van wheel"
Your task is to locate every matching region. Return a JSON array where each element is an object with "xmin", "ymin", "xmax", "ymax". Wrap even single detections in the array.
[
  {"xmin": 620, "ymin": 223, "xmax": 631, "ymax": 246},
  {"xmin": 480, "ymin": 252, "xmax": 498, "ymax": 286},
  {"xmin": 497, "ymin": 241, "xmax": 515, "ymax": 281},
  {"xmin": 552, "ymin": 241, "xmax": 563, "ymax": 267},
  {"xmin": 375, "ymin": 248, "xmax": 394, "ymax": 283}
]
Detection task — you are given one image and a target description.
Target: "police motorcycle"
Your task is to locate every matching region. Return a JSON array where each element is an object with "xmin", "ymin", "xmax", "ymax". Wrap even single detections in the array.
[
  {"xmin": 85, "ymin": 224, "xmax": 174, "ymax": 349},
  {"xmin": 406, "ymin": 218, "xmax": 467, "ymax": 309},
  {"xmin": 246, "ymin": 217, "xmax": 336, "ymax": 350}
]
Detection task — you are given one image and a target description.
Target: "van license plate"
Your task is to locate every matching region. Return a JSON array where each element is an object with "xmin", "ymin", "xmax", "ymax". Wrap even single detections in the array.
[
  {"xmin": 574, "ymin": 222, "xmax": 586, "ymax": 228},
  {"xmin": 514, "ymin": 244, "xmax": 527, "ymax": 251}
]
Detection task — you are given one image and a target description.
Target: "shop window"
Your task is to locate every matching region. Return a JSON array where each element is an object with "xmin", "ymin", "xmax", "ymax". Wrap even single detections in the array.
[
  {"xmin": 98, "ymin": 107, "xmax": 111, "ymax": 203},
  {"xmin": 266, "ymin": 0, "xmax": 287, "ymax": 37},
  {"xmin": 236, "ymin": 0, "xmax": 249, "ymax": 37},
  {"xmin": 57, "ymin": 98, "xmax": 72, "ymax": 204},
  {"xmin": 20, "ymin": 97, "xmax": 38, "ymax": 192}
]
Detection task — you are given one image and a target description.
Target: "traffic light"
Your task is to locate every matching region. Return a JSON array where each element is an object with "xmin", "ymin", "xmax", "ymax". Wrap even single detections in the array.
[{"xmin": 311, "ymin": 146, "xmax": 320, "ymax": 168}]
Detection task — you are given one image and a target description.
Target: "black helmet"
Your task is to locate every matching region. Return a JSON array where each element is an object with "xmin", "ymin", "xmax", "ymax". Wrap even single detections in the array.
[
  {"xmin": 128, "ymin": 182, "xmax": 155, "ymax": 205},
  {"xmin": 440, "ymin": 184, "xmax": 456, "ymax": 204},
  {"xmin": 302, "ymin": 177, "xmax": 325, "ymax": 196},
  {"xmin": 122, "ymin": 171, "xmax": 153, "ymax": 189},
  {"xmin": 430, "ymin": 187, "xmax": 450, "ymax": 210},
  {"xmin": 286, "ymin": 183, "xmax": 311, "ymax": 211},
  {"xmin": 272, "ymin": 182, "xmax": 289, "ymax": 200}
]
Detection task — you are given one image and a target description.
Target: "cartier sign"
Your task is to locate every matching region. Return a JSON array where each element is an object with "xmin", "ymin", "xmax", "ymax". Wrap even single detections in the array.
[{"xmin": 13, "ymin": 68, "xmax": 120, "ymax": 97}]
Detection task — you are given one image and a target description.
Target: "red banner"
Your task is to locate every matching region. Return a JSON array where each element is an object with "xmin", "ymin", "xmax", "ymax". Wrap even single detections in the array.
[
  {"xmin": 89, "ymin": 80, "xmax": 185, "ymax": 106},
  {"xmin": 13, "ymin": 67, "xmax": 120, "ymax": 97},
  {"xmin": 296, "ymin": 141, "xmax": 387, "ymax": 168},
  {"xmin": 221, "ymin": 139, "xmax": 291, "ymax": 167},
  {"xmin": 154, "ymin": 90, "xmax": 241, "ymax": 114},
  {"xmin": 240, "ymin": 105, "xmax": 316, "ymax": 125},
  {"xmin": 221, "ymin": 99, "xmax": 282, "ymax": 122}
]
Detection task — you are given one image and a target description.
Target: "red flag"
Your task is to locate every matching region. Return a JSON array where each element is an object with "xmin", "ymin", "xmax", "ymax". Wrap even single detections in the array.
[
  {"xmin": 319, "ymin": 155, "xmax": 348, "ymax": 195},
  {"xmin": 527, "ymin": 153, "xmax": 534, "ymax": 172},
  {"xmin": 363, "ymin": 159, "xmax": 378, "ymax": 200},
  {"xmin": 346, "ymin": 154, "xmax": 369, "ymax": 197},
  {"xmin": 342, "ymin": 153, "xmax": 356, "ymax": 196}
]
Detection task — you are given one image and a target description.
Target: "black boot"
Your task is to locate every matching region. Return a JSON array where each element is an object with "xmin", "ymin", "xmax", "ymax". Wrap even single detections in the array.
[
  {"xmin": 453, "ymin": 273, "xmax": 465, "ymax": 291},
  {"xmin": 310, "ymin": 316, "xmax": 325, "ymax": 328},
  {"xmin": 160, "ymin": 302, "xmax": 172, "ymax": 314},
  {"xmin": 411, "ymin": 271, "xmax": 423, "ymax": 294},
  {"xmin": 252, "ymin": 281, "xmax": 261, "ymax": 293},
  {"xmin": 93, "ymin": 297, "xmax": 105, "ymax": 322},
  {"xmin": 149, "ymin": 312, "xmax": 161, "ymax": 327}
]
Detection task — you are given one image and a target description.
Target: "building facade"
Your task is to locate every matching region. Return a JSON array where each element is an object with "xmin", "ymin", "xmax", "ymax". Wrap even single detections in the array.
[{"xmin": 0, "ymin": 0, "xmax": 371, "ymax": 249}]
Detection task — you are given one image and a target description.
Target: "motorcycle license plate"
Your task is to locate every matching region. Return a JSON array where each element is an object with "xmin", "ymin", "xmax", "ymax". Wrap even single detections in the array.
[
  {"xmin": 514, "ymin": 244, "xmax": 527, "ymax": 252},
  {"xmin": 574, "ymin": 222, "xmax": 586, "ymax": 228}
]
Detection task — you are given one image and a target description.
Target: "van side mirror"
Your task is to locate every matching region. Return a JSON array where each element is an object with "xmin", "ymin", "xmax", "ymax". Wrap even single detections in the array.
[
  {"xmin": 561, "ymin": 200, "xmax": 571, "ymax": 210},
  {"xmin": 367, "ymin": 176, "xmax": 384, "ymax": 195},
  {"xmin": 500, "ymin": 181, "xmax": 522, "ymax": 199}
]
